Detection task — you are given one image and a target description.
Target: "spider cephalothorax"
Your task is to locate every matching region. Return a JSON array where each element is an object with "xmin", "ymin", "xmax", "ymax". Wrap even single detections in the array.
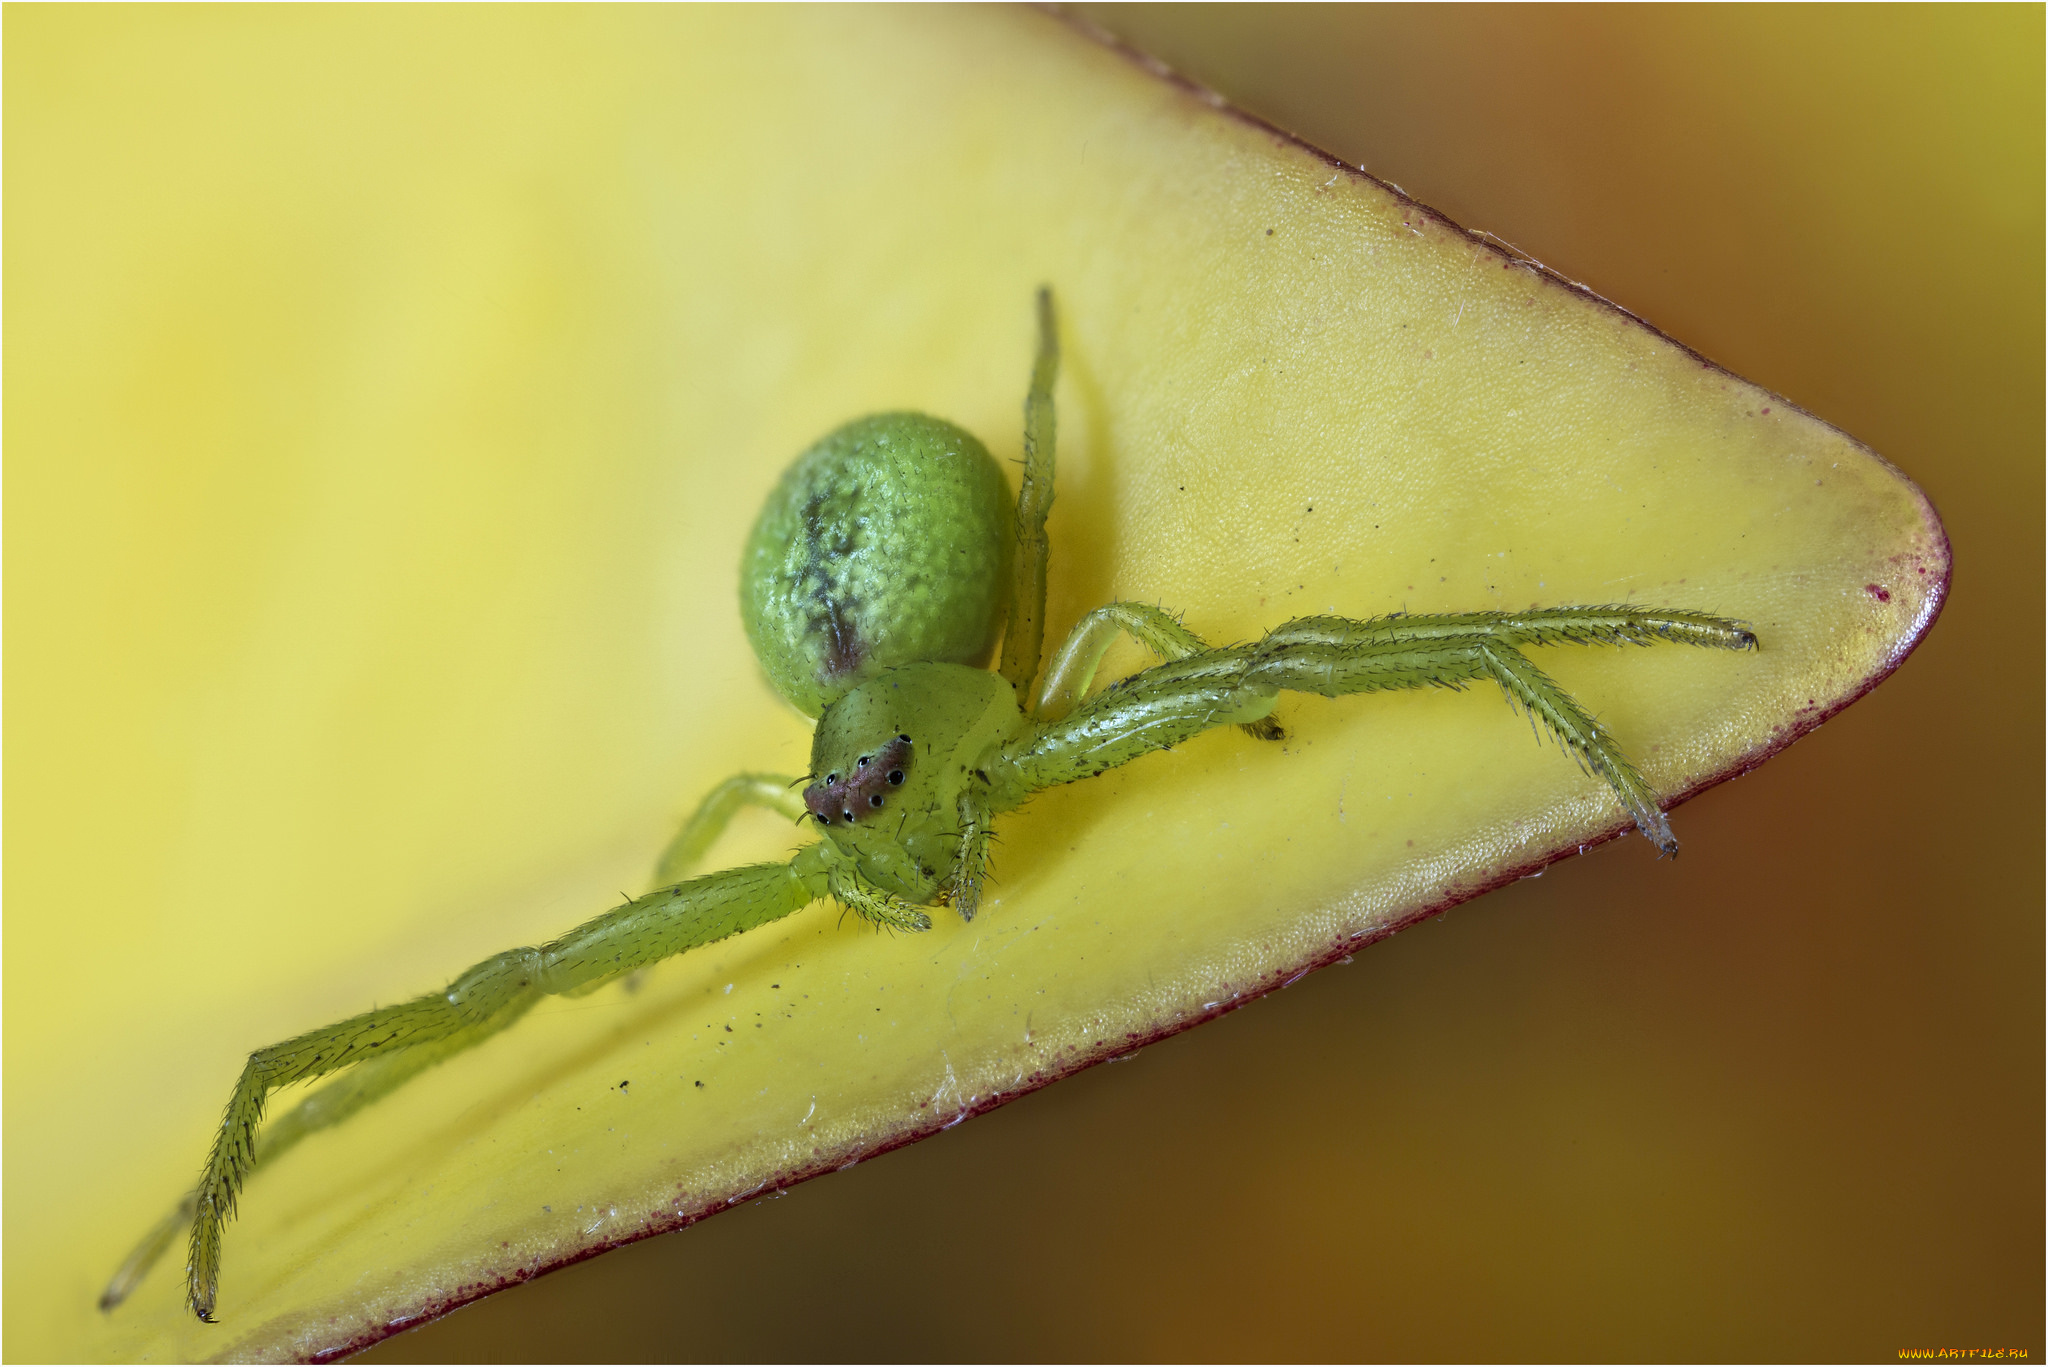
[{"xmin": 105, "ymin": 287, "xmax": 1756, "ymax": 1323}]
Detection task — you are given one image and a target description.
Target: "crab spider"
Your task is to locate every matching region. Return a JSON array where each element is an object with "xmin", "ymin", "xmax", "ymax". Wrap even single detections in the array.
[{"xmin": 104, "ymin": 287, "xmax": 1757, "ymax": 1323}]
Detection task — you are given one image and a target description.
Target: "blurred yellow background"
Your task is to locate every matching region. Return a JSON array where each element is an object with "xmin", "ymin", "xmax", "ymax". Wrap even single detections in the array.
[
  {"xmin": 372, "ymin": 8, "xmax": 2036, "ymax": 1360},
  {"xmin": 9, "ymin": 5, "xmax": 2037, "ymax": 1361}
]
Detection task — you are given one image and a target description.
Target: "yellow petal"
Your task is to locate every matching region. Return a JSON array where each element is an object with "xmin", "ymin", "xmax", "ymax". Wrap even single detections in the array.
[{"xmin": 7, "ymin": 8, "xmax": 1942, "ymax": 1361}]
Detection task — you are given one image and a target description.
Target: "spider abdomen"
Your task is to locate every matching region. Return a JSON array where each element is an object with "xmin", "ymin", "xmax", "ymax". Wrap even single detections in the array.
[{"xmin": 741, "ymin": 413, "xmax": 1013, "ymax": 717}]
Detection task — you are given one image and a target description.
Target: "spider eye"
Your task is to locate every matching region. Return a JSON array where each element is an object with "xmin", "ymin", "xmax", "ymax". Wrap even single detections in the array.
[
  {"xmin": 841, "ymin": 809, "xmax": 854, "ymax": 822},
  {"xmin": 897, "ymin": 733, "xmax": 911, "ymax": 742},
  {"xmin": 857, "ymin": 755, "xmax": 870, "ymax": 768},
  {"xmin": 867, "ymin": 794, "xmax": 884, "ymax": 808},
  {"xmin": 887, "ymin": 770, "xmax": 904, "ymax": 785},
  {"xmin": 826, "ymin": 773, "xmax": 839, "ymax": 784}
]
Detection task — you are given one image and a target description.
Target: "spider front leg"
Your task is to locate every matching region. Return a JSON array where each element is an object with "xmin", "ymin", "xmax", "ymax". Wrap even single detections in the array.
[
  {"xmin": 104, "ymin": 776, "xmax": 809, "ymax": 1314},
  {"xmin": 995, "ymin": 605, "xmax": 1755, "ymax": 855},
  {"xmin": 100, "ymin": 997, "xmax": 539, "ymax": 1312},
  {"xmin": 181, "ymin": 858, "xmax": 820, "ymax": 1321}
]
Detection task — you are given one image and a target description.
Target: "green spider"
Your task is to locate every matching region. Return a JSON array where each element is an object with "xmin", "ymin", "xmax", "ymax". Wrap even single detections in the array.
[{"xmin": 104, "ymin": 288, "xmax": 1757, "ymax": 1323}]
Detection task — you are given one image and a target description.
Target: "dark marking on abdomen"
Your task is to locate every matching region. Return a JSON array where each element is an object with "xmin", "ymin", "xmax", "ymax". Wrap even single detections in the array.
[{"xmin": 800, "ymin": 489, "xmax": 865, "ymax": 678}]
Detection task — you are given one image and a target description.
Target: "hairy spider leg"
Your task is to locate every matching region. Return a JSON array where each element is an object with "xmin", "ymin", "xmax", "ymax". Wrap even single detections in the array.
[
  {"xmin": 949, "ymin": 797, "xmax": 998, "ymax": 923},
  {"xmin": 825, "ymin": 862, "xmax": 935, "ymax": 932},
  {"xmin": 652, "ymin": 771, "xmax": 809, "ymax": 886},
  {"xmin": 1256, "ymin": 610, "xmax": 1756, "ymax": 849},
  {"xmin": 100, "ymin": 997, "xmax": 539, "ymax": 1312},
  {"xmin": 1035, "ymin": 599, "xmax": 1286, "ymax": 742},
  {"xmin": 997, "ymin": 286, "xmax": 1060, "ymax": 701},
  {"xmin": 181, "ymin": 859, "xmax": 819, "ymax": 1321},
  {"xmin": 102, "ymin": 771, "xmax": 814, "ymax": 1314},
  {"xmin": 993, "ymin": 606, "xmax": 1757, "ymax": 855}
]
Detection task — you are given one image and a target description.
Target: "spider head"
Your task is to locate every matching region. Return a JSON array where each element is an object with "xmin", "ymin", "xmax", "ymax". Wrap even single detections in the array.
[{"xmin": 803, "ymin": 662, "xmax": 1023, "ymax": 901}]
